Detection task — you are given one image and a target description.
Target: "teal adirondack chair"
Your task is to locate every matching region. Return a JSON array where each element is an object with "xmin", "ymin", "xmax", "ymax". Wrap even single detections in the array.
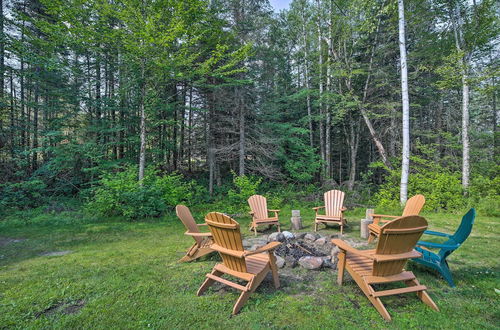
[{"xmin": 412, "ymin": 208, "xmax": 476, "ymax": 287}]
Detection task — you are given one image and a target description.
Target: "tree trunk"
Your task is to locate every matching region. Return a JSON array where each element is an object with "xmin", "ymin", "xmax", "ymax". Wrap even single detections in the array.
[
  {"xmin": 316, "ymin": 1, "xmax": 325, "ymax": 175},
  {"xmin": 301, "ymin": 7, "xmax": 313, "ymax": 148},
  {"xmin": 238, "ymin": 88, "xmax": 245, "ymax": 176},
  {"xmin": 347, "ymin": 120, "xmax": 359, "ymax": 191},
  {"xmin": 188, "ymin": 86, "xmax": 193, "ymax": 172},
  {"xmin": 138, "ymin": 58, "xmax": 146, "ymax": 183},
  {"xmin": 461, "ymin": 74, "xmax": 470, "ymax": 189},
  {"xmin": 172, "ymin": 83, "xmax": 178, "ymax": 170},
  {"xmin": 9, "ymin": 67, "xmax": 15, "ymax": 157},
  {"xmin": 0, "ymin": 0, "xmax": 4, "ymax": 125},
  {"xmin": 32, "ymin": 83, "xmax": 39, "ymax": 171},
  {"xmin": 398, "ymin": 0, "xmax": 410, "ymax": 204},
  {"xmin": 451, "ymin": 2, "xmax": 470, "ymax": 190},
  {"xmin": 347, "ymin": 15, "xmax": 392, "ymax": 170},
  {"xmin": 179, "ymin": 82, "xmax": 187, "ymax": 168}
]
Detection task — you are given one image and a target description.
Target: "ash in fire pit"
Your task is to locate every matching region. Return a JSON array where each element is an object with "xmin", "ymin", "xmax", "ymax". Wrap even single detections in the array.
[
  {"xmin": 274, "ymin": 239, "xmax": 325, "ymax": 260},
  {"xmin": 270, "ymin": 232, "xmax": 338, "ymax": 270}
]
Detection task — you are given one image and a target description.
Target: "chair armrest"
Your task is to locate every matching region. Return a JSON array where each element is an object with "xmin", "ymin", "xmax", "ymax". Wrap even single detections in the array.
[
  {"xmin": 185, "ymin": 230, "xmax": 212, "ymax": 237},
  {"xmin": 312, "ymin": 206, "xmax": 325, "ymax": 210},
  {"xmin": 269, "ymin": 209, "xmax": 280, "ymax": 212},
  {"xmin": 341, "ymin": 207, "xmax": 347, "ymax": 211},
  {"xmin": 417, "ymin": 241, "xmax": 459, "ymax": 250},
  {"xmin": 244, "ymin": 242, "xmax": 281, "ymax": 256},
  {"xmin": 211, "ymin": 244, "xmax": 245, "ymax": 258},
  {"xmin": 331, "ymin": 239, "xmax": 375, "ymax": 260},
  {"xmin": 196, "ymin": 223, "xmax": 208, "ymax": 227},
  {"xmin": 372, "ymin": 250, "xmax": 422, "ymax": 261},
  {"xmin": 370, "ymin": 214, "xmax": 398, "ymax": 219},
  {"xmin": 249, "ymin": 211, "xmax": 254, "ymax": 215},
  {"xmin": 423, "ymin": 230, "xmax": 452, "ymax": 238}
]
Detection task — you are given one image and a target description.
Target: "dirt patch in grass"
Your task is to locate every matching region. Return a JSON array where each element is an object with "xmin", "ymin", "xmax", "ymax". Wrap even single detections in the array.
[
  {"xmin": 0, "ymin": 237, "xmax": 26, "ymax": 247},
  {"xmin": 36, "ymin": 300, "xmax": 85, "ymax": 318},
  {"xmin": 39, "ymin": 250, "xmax": 72, "ymax": 257}
]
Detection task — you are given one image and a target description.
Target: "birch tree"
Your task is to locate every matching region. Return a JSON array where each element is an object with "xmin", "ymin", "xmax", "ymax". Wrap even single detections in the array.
[{"xmin": 398, "ymin": 0, "xmax": 410, "ymax": 204}]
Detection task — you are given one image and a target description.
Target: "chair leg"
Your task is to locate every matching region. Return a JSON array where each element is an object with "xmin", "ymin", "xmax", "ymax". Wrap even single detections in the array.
[
  {"xmin": 351, "ymin": 270, "xmax": 391, "ymax": 321},
  {"xmin": 340, "ymin": 223, "xmax": 343, "ymax": 235},
  {"xmin": 368, "ymin": 295, "xmax": 391, "ymax": 321},
  {"xmin": 233, "ymin": 290, "xmax": 251, "ymax": 315},
  {"xmin": 337, "ymin": 251, "xmax": 346, "ymax": 285},
  {"xmin": 254, "ymin": 223, "xmax": 257, "ymax": 236},
  {"xmin": 439, "ymin": 262, "xmax": 456, "ymax": 287},
  {"xmin": 277, "ymin": 223, "xmax": 281, "ymax": 232},
  {"xmin": 314, "ymin": 221, "xmax": 318, "ymax": 232},
  {"xmin": 268, "ymin": 253, "xmax": 280, "ymax": 289},
  {"xmin": 406, "ymin": 279, "xmax": 439, "ymax": 311},
  {"xmin": 367, "ymin": 232, "xmax": 375, "ymax": 243},
  {"xmin": 197, "ymin": 269, "xmax": 222, "ymax": 296}
]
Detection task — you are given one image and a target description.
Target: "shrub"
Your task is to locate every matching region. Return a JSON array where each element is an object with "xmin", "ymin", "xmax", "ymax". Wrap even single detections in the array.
[
  {"xmin": 469, "ymin": 174, "xmax": 500, "ymax": 217},
  {"xmin": 371, "ymin": 158, "xmax": 499, "ymax": 214},
  {"xmin": 227, "ymin": 171, "xmax": 262, "ymax": 213},
  {"xmin": 86, "ymin": 166, "xmax": 196, "ymax": 220},
  {"xmin": 0, "ymin": 179, "xmax": 47, "ymax": 210},
  {"xmin": 371, "ymin": 162, "xmax": 465, "ymax": 212}
]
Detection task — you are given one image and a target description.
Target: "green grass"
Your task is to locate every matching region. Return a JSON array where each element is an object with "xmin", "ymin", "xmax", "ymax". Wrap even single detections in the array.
[{"xmin": 1, "ymin": 205, "xmax": 499, "ymax": 329}]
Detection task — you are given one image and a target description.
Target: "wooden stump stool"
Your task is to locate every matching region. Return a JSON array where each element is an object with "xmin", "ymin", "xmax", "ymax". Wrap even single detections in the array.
[{"xmin": 291, "ymin": 210, "xmax": 302, "ymax": 230}]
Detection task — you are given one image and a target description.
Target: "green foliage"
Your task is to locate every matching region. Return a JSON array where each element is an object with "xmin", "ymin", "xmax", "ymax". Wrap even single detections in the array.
[
  {"xmin": 0, "ymin": 179, "xmax": 47, "ymax": 210},
  {"xmin": 469, "ymin": 174, "xmax": 500, "ymax": 217},
  {"xmin": 226, "ymin": 171, "xmax": 262, "ymax": 213},
  {"xmin": 86, "ymin": 166, "xmax": 195, "ymax": 220},
  {"xmin": 371, "ymin": 159, "xmax": 465, "ymax": 211},
  {"xmin": 371, "ymin": 158, "xmax": 499, "ymax": 214}
]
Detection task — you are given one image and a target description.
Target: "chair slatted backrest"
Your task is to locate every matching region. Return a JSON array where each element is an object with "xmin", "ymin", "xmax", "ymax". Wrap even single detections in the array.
[
  {"xmin": 205, "ymin": 212, "xmax": 247, "ymax": 273},
  {"xmin": 373, "ymin": 215, "xmax": 428, "ymax": 276},
  {"xmin": 176, "ymin": 205, "xmax": 202, "ymax": 245},
  {"xmin": 248, "ymin": 195, "xmax": 268, "ymax": 220},
  {"xmin": 450, "ymin": 208, "xmax": 476, "ymax": 244},
  {"xmin": 324, "ymin": 190, "xmax": 345, "ymax": 218},
  {"xmin": 401, "ymin": 194, "xmax": 426, "ymax": 216},
  {"xmin": 440, "ymin": 208, "xmax": 475, "ymax": 259}
]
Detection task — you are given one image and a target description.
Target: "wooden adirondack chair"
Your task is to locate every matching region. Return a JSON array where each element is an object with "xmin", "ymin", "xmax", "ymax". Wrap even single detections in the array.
[
  {"xmin": 176, "ymin": 205, "xmax": 214, "ymax": 262},
  {"xmin": 412, "ymin": 208, "xmax": 476, "ymax": 287},
  {"xmin": 197, "ymin": 212, "xmax": 281, "ymax": 315},
  {"xmin": 333, "ymin": 215, "xmax": 439, "ymax": 321},
  {"xmin": 313, "ymin": 190, "xmax": 347, "ymax": 233},
  {"xmin": 367, "ymin": 194, "xmax": 425, "ymax": 243},
  {"xmin": 248, "ymin": 194, "xmax": 281, "ymax": 236}
]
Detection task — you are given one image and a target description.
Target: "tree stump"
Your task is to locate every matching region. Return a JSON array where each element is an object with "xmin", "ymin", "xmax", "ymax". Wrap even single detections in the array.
[
  {"xmin": 360, "ymin": 208, "xmax": 374, "ymax": 239},
  {"xmin": 291, "ymin": 210, "xmax": 302, "ymax": 230}
]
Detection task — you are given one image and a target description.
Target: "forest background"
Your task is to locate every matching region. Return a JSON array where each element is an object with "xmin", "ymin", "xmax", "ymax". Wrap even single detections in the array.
[{"xmin": 0, "ymin": 0, "xmax": 498, "ymax": 221}]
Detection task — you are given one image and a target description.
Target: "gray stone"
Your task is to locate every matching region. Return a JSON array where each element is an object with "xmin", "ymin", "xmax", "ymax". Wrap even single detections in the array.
[
  {"xmin": 282, "ymin": 231, "xmax": 295, "ymax": 240},
  {"xmin": 268, "ymin": 232, "xmax": 285, "ymax": 242},
  {"xmin": 315, "ymin": 237, "xmax": 327, "ymax": 245},
  {"xmin": 291, "ymin": 210, "xmax": 301, "ymax": 217},
  {"xmin": 323, "ymin": 256, "xmax": 337, "ymax": 269},
  {"xmin": 295, "ymin": 232, "xmax": 307, "ymax": 239},
  {"xmin": 304, "ymin": 233, "xmax": 317, "ymax": 242},
  {"xmin": 330, "ymin": 246, "xmax": 340, "ymax": 258},
  {"xmin": 275, "ymin": 255, "xmax": 285, "ymax": 268},
  {"xmin": 298, "ymin": 256, "xmax": 323, "ymax": 270},
  {"xmin": 243, "ymin": 238, "xmax": 267, "ymax": 249},
  {"xmin": 285, "ymin": 255, "xmax": 298, "ymax": 268}
]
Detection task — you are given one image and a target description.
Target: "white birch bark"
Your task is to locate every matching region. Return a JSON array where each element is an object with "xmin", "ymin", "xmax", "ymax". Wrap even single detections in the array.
[
  {"xmin": 398, "ymin": 0, "xmax": 410, "ymax": 204},
  {"xmin": 138, "ymin": 58, "xmax": 146, "ymax": 183}
]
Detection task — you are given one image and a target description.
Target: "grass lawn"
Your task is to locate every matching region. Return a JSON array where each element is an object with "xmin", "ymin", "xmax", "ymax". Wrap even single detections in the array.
[{"xmin": 1, "ymin": 205, "xmax": 499, "ymax": 329}]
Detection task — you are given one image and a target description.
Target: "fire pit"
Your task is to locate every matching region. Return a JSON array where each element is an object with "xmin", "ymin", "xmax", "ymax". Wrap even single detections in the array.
[{"xmin": 242, "ymin": 231, "xmax": 352, "ymax": 270}]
